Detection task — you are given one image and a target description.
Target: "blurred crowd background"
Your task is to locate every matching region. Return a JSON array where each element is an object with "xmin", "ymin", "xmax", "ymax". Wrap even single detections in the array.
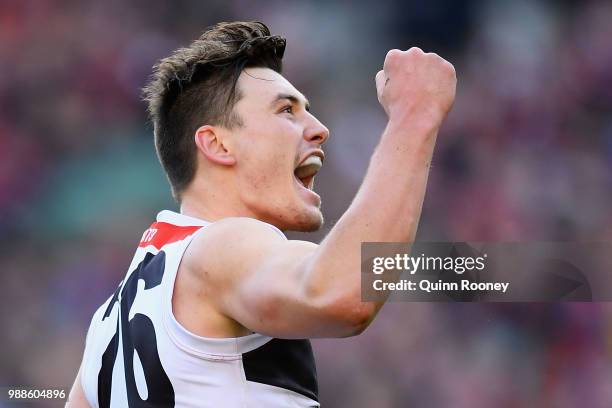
[{"xmin": 2, "ymin": 0, "xmax": 612, "ymax": 406}]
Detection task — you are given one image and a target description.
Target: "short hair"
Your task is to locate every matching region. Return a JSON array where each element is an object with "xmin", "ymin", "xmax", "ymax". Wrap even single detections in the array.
[{"xmin": 142, "ymin": 21, "xmax": 286, "ymax": 201}]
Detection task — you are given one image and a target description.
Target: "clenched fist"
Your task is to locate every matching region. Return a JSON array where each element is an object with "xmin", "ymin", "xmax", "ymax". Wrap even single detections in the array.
[{"xmin": 376, "ymin": 47, "xmax": 456, "ymax": 126}]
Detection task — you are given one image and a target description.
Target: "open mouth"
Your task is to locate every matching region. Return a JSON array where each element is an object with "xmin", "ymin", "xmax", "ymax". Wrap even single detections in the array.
[{"xmin": 294, "ymin": 155, "xmax": 323, "ymax": 191}]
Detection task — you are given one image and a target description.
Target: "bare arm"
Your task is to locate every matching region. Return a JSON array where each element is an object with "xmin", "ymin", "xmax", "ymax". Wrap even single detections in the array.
[
  {"xmin": 303, "ymin": 48, "xmax": 456, "ymax": 325},
  {"xmin": 188, "ymin": 47, "xmax": 456, "ymax": 338},
  {"xmin": 65, "ymin": 368, "xmax": 91, "ymax": 408}
]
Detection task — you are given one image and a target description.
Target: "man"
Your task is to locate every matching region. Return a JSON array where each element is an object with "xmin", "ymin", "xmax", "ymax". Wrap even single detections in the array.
[{"xmin": 67, "ymin": 21, "xmax": 455, "ymax": 407}]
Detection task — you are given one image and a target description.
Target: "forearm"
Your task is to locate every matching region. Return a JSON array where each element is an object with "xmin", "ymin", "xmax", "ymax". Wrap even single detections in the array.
[
  {"xmin": 350, "ymin": 117, "xmax": 438, "ymax": 241},
  {"xmin": 304, "ymin": 117, "xmax": 440, "ymax": 318}
]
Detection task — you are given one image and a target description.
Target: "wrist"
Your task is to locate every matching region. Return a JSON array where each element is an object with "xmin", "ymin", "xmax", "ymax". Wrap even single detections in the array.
[
  {"xmin": 386, "ymin": 106, "xmax": 444, "ymax": 133},
  {"xmin": 374, "ymin": 112, "xmax": 441, "ymax": 165}
]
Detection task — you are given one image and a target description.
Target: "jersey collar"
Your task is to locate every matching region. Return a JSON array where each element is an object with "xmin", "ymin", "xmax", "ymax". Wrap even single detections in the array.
[{"xmin": 156, "ymin": 210, "xmax": 211, "ymax": 227}]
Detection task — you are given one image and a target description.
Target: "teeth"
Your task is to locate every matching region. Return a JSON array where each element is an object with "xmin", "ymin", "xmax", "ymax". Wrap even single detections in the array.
[
  {"xmin": 295, "ymin": 156, "xmax": 322, "ymax": 176},
  {"xmin": 300, "ymin": 156, "xmax": 323, "ymax": 168},
  {"xmin": 294, "ymin": 155, "xmax": 323, "ymax": 189},
  {"xmin": 295, "ymin": 155, "xmax": 323, "ymax": 180}
]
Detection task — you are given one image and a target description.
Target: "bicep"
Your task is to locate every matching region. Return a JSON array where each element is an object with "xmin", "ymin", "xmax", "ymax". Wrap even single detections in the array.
[{"xmin": 228, "ymin": 239, "xmax": 326, "ymax": 338}]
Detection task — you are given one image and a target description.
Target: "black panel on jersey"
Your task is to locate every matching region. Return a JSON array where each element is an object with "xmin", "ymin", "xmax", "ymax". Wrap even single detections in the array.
[
  {"xmin": 102, "ymin": 282, "xmax": 121, "ymax": 321},
  {"xmin": 98, "ymin": 324, "xmax": 119, "ymax": 408},
  {"xmin": 98, "ymin": 251, "xmax": 175, "ymax": 407},
  {"xmin": 242, "ymin": 338, "xmax": 318, "ymax": 402}
]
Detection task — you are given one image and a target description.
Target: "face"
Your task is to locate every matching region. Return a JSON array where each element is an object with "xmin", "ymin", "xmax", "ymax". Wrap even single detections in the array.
[{"xmin": 225, "ymin": 67, "xmax": 330, "ymax": 232}]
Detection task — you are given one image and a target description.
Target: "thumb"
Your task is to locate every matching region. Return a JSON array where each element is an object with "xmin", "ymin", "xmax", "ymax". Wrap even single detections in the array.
[{"xmin": 375, "ymin": 70, "xmax": 386, "ymax": 98}]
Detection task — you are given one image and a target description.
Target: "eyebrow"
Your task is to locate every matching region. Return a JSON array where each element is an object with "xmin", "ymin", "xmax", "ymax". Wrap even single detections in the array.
[{"xmin": 271, "ymin": 93, "xmax": 311, "ymax": 111}]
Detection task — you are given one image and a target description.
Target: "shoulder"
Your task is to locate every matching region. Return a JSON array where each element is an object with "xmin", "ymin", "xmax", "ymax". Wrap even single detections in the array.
[
  {"xmin": 192, "ymin": 217, "xmax": 287, "ymax": 254},
  {"xmin": 183, "ymin": 217, "xmax": 294, "ymax": 280},
  {"xmin": 206, "ymin": 216, "xmax": 287, "ymax": 239}
]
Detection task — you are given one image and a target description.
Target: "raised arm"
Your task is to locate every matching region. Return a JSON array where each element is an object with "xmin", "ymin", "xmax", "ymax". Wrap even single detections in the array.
[{"xmin": 187, "ymin": 47, "xmax": 456, "ymax": 338}]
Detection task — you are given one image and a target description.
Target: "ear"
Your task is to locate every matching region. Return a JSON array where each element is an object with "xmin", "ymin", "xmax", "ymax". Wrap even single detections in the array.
[{"xmin": 194, "ymin": 125, "xmax": 236, "ymax": 166}]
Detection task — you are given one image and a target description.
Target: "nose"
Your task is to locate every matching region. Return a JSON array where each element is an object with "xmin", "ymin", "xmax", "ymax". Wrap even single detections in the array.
[{"xmin": 303, "ymin": 113, "xmax": 330, "ymax": 146}]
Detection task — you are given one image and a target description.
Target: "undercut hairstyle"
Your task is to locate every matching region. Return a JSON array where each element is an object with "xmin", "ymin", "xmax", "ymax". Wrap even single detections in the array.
[{"xmin": 143, "ymin": 21, "xmax": 286, "ymax": 201}]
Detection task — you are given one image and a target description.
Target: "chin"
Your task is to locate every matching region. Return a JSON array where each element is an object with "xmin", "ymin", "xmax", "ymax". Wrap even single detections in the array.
[
  {"xmin": 287, "ymin": 207, "xmax": 323, "ymax": 232},
  {"xmin": 275, "ymin": 206, "xmax": 324, "ymax": 232},
  {"xmin": 293, "ymin": 210, "xmax": 324, "ymax": 232},
  {"xmin": 246, "ymin": 193, "xmax": 324, "ymax": 232}
]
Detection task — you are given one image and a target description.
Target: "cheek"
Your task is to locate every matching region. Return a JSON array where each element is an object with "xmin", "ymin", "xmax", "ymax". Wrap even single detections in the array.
[
  {"xmin": 246, "ymin": 160, "xmax": 284, "ymax": 191},
  {"xmin": 239, "ymin": 143, "xmax": 291, "ymax": 193},
  {"xmin": 238, "ymin": 120, "xmax": 300, "ymax": 190}
]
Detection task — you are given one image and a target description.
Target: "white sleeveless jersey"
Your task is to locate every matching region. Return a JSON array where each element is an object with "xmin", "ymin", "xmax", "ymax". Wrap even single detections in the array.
[{"xmin": 80, "ymin": 210, "xmax": 319, "ymax": 407}]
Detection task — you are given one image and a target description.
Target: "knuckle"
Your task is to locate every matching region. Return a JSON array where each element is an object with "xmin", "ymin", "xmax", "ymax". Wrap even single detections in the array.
[
  {"xmin": 443, "ymin": 60, "xmax": 456, "ymax": 76},
  {"xmin": 387, "ymin": 48, "xmax": 402, "ymax": 57},
  {"xmin": 385, "ymin": 48, "xmax": 402, "ymax": 62},
  {"xmin": 427, "ymin": 53, "xmax": 445, "ymax": 65},
  {"xmin": 407, "ymin": 47, "xmax": 424, "ymax": 55}
]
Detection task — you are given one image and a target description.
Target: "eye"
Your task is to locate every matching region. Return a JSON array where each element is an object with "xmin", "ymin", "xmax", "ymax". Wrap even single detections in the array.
[{"xmin": 280, "ymin": 105, "xmax": 293, "ymax": 114}]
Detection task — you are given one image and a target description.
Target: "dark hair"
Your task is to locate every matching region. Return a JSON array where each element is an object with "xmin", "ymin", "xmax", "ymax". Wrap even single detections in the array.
[{"xmin": 142, "ymin": 21, "xmax": 286, "ymax": 201}]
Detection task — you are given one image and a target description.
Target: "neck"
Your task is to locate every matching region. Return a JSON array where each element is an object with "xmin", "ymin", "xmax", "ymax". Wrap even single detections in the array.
[{"xmin": 179, "ymin": 179, "xmax": 256, "ymax": 222}]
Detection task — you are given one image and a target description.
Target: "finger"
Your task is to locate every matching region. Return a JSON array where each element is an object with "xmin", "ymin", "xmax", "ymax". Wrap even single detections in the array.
[{"xmin": 383, "ymin": 49, "xmax": 402, "ymax": 72}]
